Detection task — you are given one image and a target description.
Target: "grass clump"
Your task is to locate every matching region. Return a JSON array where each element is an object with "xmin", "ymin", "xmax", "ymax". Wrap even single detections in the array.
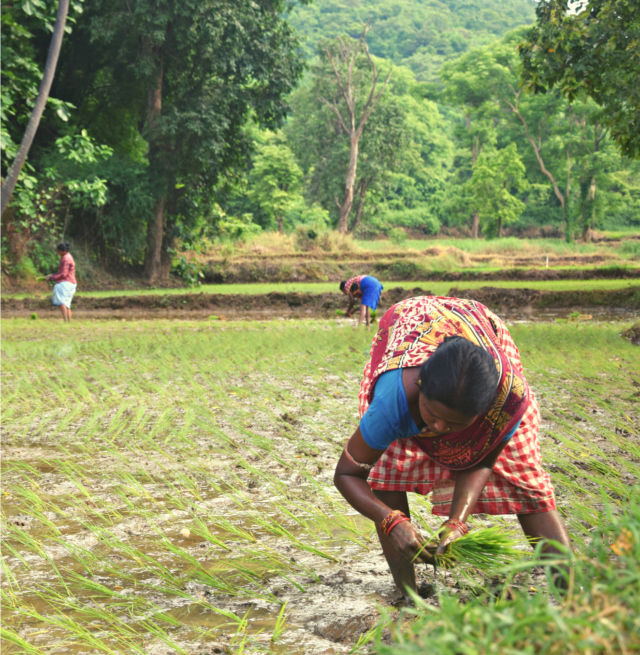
[{"xmin": 377, "ymin": 503, "xmax": 640, "ymax": 654}]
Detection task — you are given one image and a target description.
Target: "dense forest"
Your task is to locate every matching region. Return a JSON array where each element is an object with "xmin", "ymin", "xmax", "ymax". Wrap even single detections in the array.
[{"xmin": 2, "ymin": 0, "xmax": 639, "ymax": 283}]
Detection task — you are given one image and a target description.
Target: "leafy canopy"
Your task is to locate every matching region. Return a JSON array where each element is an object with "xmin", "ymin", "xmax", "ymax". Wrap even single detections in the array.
[{"xmin": 519, "ymin": 0, "xmax": 640, "ymax": 158}]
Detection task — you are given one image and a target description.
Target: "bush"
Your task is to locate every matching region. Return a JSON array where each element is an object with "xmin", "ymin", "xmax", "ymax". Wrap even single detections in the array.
[
  {"xmin": 172, "ymin": 256, "xmax": 204, "ymax": 287},
  {"xmin": 217, "ymin": 214, "xmax": 262, "ymax": 243},
  {"xmin": 388, "ymin": 227, "xmax": 407, "ymax": 246},
  {"xmin": 285, "ymin": 200, "xmax": 331, "ymax": 233},
  {"xmin": 295, "ymin": 224, "xmax": 325, "ymax": 251},
  {"xmin": 381, "ymin": 205, "xmax": 441, "ymax": 235}
]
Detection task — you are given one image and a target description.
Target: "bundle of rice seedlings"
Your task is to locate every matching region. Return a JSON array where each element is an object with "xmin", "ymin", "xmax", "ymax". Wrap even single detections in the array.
[
  {"xmin": 414, "ymin": 527, "xmax": 525, "ymax": 571},
  {"xmin": 437, "ymin": 527, "xmax": 525, "ymax": 570}
]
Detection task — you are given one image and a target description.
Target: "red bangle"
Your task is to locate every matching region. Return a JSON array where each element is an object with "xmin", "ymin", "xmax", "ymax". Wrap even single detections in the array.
[
  {"xmin": 386, "ymin": 516, "xmax": 410, "ymax": 536},
  {"xmin": 440, "ymin": 519, "xmax": 469, "ymax": 536},
  {"xmin": 380, "ymin": 510, "xmax": 405, "ymax": 534}
]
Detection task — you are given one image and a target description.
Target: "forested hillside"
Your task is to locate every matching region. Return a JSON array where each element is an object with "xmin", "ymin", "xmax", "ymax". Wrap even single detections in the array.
[
  {"xmin": 290, "ymin": 0, "xmax": 535, "ymax": 80},
  {"xmin": 1, "ymin": 0, "xmax": 638, "ymax": 286}
]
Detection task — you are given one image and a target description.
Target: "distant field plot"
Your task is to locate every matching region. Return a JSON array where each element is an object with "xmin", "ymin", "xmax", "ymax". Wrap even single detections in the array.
[
  {"xmin": 4, "ymin": 277, "xmax": 640, "ymax": 300},
  {"xmin": 2, "ymin": 319, "xmax": 639, "ymax": 653},
  {"xmin": 355, "ymin": 236, "xmax": 639, "ymax": 256}
]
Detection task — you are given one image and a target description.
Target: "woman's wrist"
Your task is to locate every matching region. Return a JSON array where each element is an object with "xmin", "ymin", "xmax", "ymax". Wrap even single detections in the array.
[
  {"xmin": 380, "ymin": 510, "xmax": 410, "ymax": 536},
  {"xmin": 440, "ymin": 518, "xmax": 469, "ymax": 536}
]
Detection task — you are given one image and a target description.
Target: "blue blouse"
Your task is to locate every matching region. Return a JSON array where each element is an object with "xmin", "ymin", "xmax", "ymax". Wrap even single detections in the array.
[{"xmin": 360, "ymin": 369, "xmax": 520, "ymax": 451}]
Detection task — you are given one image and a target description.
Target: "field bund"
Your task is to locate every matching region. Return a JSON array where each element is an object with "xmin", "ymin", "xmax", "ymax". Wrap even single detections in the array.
[{"xmin": 4, "ymin": 283, "xmax": 640, "ymax": 320}]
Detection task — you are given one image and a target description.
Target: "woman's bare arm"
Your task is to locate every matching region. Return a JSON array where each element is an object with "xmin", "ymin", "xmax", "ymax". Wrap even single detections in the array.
[
  {"xmin": 436, "ymin": 439, "xmax": 509, "ymax": 554},
  {"xmin": 334, "ymin": 427, "xmax": 434, "ymax": 563},
  {"xmin": 346, "ymin": 292, "xmax": 356, "ymax": 316}
]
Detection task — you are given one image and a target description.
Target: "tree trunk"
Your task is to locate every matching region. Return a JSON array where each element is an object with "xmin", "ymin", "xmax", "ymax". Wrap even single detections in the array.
[
  {"xmin": 278, "ymin": 216, "xmax": 284, "ymax": 234},
  {"xmin": 144, "ymin": 197, "xmax": 165, "ymax": 284},
  {"xmin": 143, "ymin": 51, "xmax": 164, "ymax": 284},
  {"xmin": 497, "ymin": 215, "xmax": 503, "ymax": 238},
  {"xmin": 1, "ymin": 0, "xmax": 70, "ymax": 217},
  {"xmin": 350, "ymin": 178, "xmax": 368, "ymax": 234},
  {"xmin": 159, "ymin": 233, "xmax": 174, "ymax": 282},
  {"xmin": 582, "ymin": 175, "xmax": 597, "ymax": 243},
  {"xmin": 320, "ymin": 31, "xmax": 391, "ymax": 235},
  {"xmin": 338, "ymin": 136, "xmax": 359, "ymax": 233},
  {"xmin": 471, "ymin": 210, "xmax": 480, "ymax": 239}
]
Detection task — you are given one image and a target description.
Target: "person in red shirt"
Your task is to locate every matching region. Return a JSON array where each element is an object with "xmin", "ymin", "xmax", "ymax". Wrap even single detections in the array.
[{"xmin": 45, "ymin": 243, "xmax": 77, "ymax": 322}]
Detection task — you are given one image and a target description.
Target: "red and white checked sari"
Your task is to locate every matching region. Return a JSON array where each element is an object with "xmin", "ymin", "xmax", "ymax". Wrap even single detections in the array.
[{"xmin": 358, "ymin": 296, "xmax": 556, "ymax": 516}]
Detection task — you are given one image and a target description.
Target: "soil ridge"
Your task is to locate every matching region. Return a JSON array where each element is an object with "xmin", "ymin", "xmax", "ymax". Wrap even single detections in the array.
[{"xmin": 4, "ymin": 285, "xmax": 639, "ymax": 319}]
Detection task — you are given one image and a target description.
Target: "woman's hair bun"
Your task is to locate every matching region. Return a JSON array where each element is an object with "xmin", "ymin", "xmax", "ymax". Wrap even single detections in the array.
[{"xmin": 418, "ymin": 336, "xmax": 499, "ymax": 416}]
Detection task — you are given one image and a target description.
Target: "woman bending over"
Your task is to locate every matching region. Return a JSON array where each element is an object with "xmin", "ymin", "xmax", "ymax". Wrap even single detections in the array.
[{"xmin": 334, "ymin": 295, "xmax": 570, "ymax": 596}]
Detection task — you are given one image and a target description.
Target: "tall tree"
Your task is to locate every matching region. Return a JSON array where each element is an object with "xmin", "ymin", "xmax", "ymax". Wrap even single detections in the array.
[
  {"xmin": 466, "ymin": 143, "xmax": 527, "ymax": 237},
  {"xmin": 519, "ymin": 0, "xmax": 640, "ymax": 159},
  {"xmin": 318, "ymin": 29, "xmax": 392, "ymax": 233},
  {"xmin": 441, "ymin": 61, "xmax": 498, "ymax": 237},
  {"xmin": 1, "ymin": 0, "xmax": 70, "ymax": 217},
  {"xmin": 248, "ymin": 142, "xmax": 303, "ymax": 234},
  {"xmin": 445, "ymin": 34, "xmax": 585, "ymax": 240},
  {"xmin": 87, "ymin": 0, "xmax": 304, "ymax": 283}
]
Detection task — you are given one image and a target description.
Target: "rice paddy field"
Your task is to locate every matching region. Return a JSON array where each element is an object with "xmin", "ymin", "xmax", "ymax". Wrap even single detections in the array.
[{"xmin": 2, "ymin": 317, "xmax": 640, "ymax": 653}]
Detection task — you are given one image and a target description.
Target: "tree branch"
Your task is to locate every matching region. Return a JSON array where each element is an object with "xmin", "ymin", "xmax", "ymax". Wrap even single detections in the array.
[
  {"xmin": 507, "ymin": 92, "xmax": 565, "ymax": 210},
  {"xmin": 318, "ymin": 97, "xmax": 350, "ymax": 134}
]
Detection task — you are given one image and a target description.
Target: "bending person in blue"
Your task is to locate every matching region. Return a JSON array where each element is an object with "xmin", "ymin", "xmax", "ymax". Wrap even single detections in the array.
[{"xmin": 339, "ymin": 275, "xmax": 384, "ymax": 326}]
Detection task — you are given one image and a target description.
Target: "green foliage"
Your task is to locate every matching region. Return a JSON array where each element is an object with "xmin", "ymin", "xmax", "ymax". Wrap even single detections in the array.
[
  {"xmin": 380, "ymin": 206, "xmax": 441, "ymax": 236},
  {"xmin": 2, "ymin": 0, "xmax": 306, "ymax": 278},
  {"xmin": 216, "ymin": 213, "xmax": 262, "ymax": 244},
  {"xmin": 171, "ymin": 256, "xmax": 204, "ymax": 287},
  {"xmin": 439, "ymin": 30, "xmax": 640, "ymax": 239},
  {"xmin": 247, "ymin": 140, "xmax": 304, "ymax": 231},
  {"xmin": 289, "ymin": 0, "xmax": 535, "ymax": 81},
  {"xmin": 467, "ymin": 144, "xmax": 528, "ymax": 238},
  {"xmin": 519, "ymin": 0, "xmax": 640, "ymax": 159},
  {"xmin": 387, "ymin": 227, "xmax": 407, "ymax": 246},
  {"xmin": 287, "ymin": 49, "xmax": 452, "ymax": 233},
  {"xmin": 0, "ymin": 0, "xmax": 83, "ymax": 172},
  {"xmin": 2, "ymin": 0, "xmax": 638, "ymax": 277},
  {"xmin": 3, "ymin": 131, "xmax": 113, "ymax": 276}
]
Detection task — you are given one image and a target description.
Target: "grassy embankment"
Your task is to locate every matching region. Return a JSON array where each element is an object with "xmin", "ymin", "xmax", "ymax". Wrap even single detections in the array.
[
  {"xmin": 193, "ymin": 234, "xmax": 640, "ymax": 284},
  {"xmin": 2, "ymin": 318, "xmax": 639, "ymax": 653}
]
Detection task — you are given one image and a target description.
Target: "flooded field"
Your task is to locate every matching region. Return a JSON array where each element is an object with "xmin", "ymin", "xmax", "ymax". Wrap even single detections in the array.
[{"xmin": 2, "ymin": 318, "xmax": 639, "ymax": 653}]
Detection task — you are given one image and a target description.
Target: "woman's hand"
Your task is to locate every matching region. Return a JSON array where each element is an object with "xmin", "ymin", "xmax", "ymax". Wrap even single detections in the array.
[
  {"xmin": 44, "ymin": 275, "xmax": 51, "ymax": 281},
  {"xmin": 435, "ymin": 524, "xmax": 465, "ymax": 556},
  {"xmin": 388, "ymin": 521, "xmax": 435, "ymax": 565}
]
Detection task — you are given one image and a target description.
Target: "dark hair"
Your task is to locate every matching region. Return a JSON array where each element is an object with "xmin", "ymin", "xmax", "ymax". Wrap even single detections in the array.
[
  {"xmin": 417, "ymin": 336, "xmax": 499, "ymax": 416},
  {"xmin": 339, "ymin": 281, "xmax": 346, "ymax": 292},
  {"xmin": 57, "ymin": 242, "xmax": 70, "ymax": 252}
]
